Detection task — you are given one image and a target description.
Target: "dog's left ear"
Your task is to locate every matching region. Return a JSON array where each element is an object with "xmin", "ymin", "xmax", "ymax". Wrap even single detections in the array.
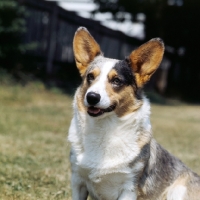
[
  {"xmin": 129, "ymin": 38, "xmax": 164, "ymax": 88},
  {"xmin": 73, "ymin": 27, "xmax": 102, "ymax": 76}
]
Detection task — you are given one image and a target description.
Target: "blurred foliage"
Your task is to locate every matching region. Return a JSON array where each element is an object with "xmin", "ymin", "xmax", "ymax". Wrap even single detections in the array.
[
  {"xmin": 0, "ymin": 0, "xmax": 36, "ymax": 71},
  {"xmin": 93, "ymin": 0, "xmax": 200, "ymax": 46},
  {"xmin": 0, "ymin": 69, "xmax": 15, "ymax": 85}
]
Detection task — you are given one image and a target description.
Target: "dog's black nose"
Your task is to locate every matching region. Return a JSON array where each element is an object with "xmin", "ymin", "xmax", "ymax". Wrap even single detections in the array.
[{"xmin": 87, "ymin": 92, "xmax": 101, "ymax": 105}]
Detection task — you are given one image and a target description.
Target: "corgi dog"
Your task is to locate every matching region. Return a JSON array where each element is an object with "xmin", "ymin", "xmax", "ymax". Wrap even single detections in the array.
[{"xmin": 68, "ymin": 27, "xmax": 200, "ymax": 200}]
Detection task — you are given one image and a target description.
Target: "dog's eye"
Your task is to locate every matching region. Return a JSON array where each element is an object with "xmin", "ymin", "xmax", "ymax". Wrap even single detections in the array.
[
  {"xmin": 112, "ymin": 77, "xmax": 122, "ymax": 86},
  {"xmin": 87, "ymin": 73, "xmax": 94, "ymax": 83}
]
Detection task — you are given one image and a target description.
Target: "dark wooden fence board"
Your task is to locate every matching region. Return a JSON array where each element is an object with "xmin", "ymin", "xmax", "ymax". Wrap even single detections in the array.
[{"xmin": 18, "ymin": 0, "xmax": 143, "ymax": 90}]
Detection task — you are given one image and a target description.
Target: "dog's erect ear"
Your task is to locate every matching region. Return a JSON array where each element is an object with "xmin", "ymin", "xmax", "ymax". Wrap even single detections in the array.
[
  {"xmin": 129, "ymin": 38, "xmax": 164, "ymax": 88},
  {"xmin": 73, "ymin": 27, "xmax": 101, "ymax": 76}
]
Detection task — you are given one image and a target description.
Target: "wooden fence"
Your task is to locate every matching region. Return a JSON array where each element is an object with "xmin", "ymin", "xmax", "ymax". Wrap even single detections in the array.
[
  {"xmin": 19, "ymin": 0, "xmax": 141, "ymax": 85},
  {"xmin": 17, "ymin": 0, "xmax": 200, "ymax": 101}
]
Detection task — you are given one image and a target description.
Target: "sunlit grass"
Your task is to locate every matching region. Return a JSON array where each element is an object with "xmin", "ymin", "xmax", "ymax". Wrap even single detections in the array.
[
  {"xmin": 0, "ymin": 79, "xmax": 199, "ymax": 199},
  {"xmin": 151, "ymin": 104, "xmax": 200, "ymax": 174},
  {"xmin": 0, "ymin": 82, "xmax": 72, "ymax": 200}
]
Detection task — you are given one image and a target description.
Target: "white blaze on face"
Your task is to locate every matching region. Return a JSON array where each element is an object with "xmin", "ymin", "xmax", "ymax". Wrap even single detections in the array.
[{"xmin": 84, "ymin": 60, "xmax": 117, "ymax": 109}]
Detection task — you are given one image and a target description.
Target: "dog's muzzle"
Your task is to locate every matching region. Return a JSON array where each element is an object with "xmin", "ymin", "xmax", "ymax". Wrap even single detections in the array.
[{"xmin": 86, "ymin": 92, "xmax": 116, "ymax": 117}]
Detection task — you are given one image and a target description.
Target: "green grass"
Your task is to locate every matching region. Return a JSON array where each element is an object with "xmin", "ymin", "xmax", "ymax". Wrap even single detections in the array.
[
  {"xmin": 0, "ymin": 82, "xmax": 73, "ymax": 200},
  {"xmin": 0, "ymin": 80, "xmax": 199, "ymax": 199},
  {"xmin": 151, "ymin": 104, "xmax": 200, "ymax": 174}
]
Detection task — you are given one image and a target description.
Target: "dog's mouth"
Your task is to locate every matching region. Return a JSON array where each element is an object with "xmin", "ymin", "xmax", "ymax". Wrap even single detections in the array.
[{"xmin": 87, "ymin": 104, "xmax": 116, "ymax": 117}]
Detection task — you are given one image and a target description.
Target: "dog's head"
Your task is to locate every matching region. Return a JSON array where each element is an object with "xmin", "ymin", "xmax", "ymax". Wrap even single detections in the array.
[{"xmin": 73, "ymin": 27, "xmax": 164, "ymax": 118}]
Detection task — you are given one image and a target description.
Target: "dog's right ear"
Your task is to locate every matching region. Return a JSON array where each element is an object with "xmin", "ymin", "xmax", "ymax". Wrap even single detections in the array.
[{"xmin": 73, "ymin": 27, "xmax": 102, "ymax": 76}]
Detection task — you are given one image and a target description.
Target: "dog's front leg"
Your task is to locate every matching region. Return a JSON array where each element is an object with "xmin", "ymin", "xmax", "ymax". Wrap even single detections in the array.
[
  {"xmin": 71, "ymin": 185, "xmax": 88, "ymax": 200},
  {"xmin": 118, "ymin": 190, "xmax": 137, "ymax": 200},
  {"xmin": 70, "ymin": 158, "xmax": 88, "ymax": 199},
  {"xmin": 71, "ymin": 172, "xmax": 88, "ymax": 200}
]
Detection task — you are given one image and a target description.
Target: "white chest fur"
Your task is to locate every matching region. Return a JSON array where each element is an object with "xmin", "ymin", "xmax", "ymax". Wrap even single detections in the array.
[
  {"xmin": 81, "ymin": 168, "xmax": 139, "ymax": 200},
  {"xmin": 68, "ymin": 97, "xmax": 151, "ymax": 199}
]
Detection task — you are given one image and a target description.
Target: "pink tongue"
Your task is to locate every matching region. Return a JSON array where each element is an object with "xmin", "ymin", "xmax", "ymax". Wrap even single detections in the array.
[{"xmin": 89, "ymin": 107, "xmax": 101, "ymax": 114}]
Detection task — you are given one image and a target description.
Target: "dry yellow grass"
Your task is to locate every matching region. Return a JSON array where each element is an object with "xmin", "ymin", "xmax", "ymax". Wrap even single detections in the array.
[
  {"xmin": 0, "ymin": 80, "xmax": 199, "ymax": 199},
  {"xmin": 151, "ymin": 104, "xmax": 200, "ymax": 174},
  {"xmin": 0, "ymin": 82, "xmax": 73, "ymax": 199}
]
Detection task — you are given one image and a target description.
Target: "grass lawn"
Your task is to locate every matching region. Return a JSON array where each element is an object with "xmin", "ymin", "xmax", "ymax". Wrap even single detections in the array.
[
  {"xmin": 0, "ymin": 80, "xmax": 199, "ymax": 199},
  {"xmin": 0, "ymin": 82, "xmax": 73, "ymax": 200}
]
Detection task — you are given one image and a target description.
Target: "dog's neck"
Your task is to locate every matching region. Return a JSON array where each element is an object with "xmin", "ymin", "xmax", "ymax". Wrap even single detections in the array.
[{"xmin": 69, "ymin": 95, "xmax": 152, "ymax": 181}]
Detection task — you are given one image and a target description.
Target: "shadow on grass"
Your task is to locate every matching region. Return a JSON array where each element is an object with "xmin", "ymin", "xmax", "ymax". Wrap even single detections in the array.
[{"xmin": 145, "ymin": 91, "xmax": 168, "ymax": 105}]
